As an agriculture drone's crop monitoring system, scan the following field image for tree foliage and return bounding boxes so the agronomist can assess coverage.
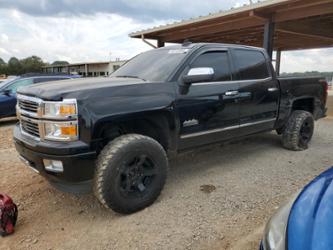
[52,61,69,66]
[0,56,47,75]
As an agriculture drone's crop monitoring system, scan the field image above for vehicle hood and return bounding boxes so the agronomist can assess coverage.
[17,77,147,101]
[287,167,333,250]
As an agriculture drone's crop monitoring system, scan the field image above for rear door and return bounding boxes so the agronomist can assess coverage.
[176,48,240,149]
[232,49,279,135]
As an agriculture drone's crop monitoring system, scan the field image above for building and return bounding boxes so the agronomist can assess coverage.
[43,60,126,77]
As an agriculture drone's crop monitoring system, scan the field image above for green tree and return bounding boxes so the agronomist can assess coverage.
[21,56,45,73]
[0,58,7,75]
[7,57,22,75]
[52,61,69,66]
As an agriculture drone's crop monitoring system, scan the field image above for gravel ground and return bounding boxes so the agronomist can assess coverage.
[0,117,333,250]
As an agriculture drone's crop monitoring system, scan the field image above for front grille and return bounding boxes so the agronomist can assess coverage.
[18,99,39,114]
[21,118,40,138]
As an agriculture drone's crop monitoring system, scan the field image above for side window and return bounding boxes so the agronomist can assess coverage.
[5,78,34,93]
[190,51,232,82]
[234,49,270,80]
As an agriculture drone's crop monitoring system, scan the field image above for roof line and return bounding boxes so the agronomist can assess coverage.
[129,0,290,37]
[43,60,127,68]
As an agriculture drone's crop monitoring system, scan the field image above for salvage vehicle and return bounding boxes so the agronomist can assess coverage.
[0,74,81,119]
[260,166,333,250]
[13,43,328,214]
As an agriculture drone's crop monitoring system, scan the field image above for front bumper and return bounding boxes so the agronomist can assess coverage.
[13,124,97,193]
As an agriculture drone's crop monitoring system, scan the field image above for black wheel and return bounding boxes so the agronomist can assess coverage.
[94,134,168,214]
[281,110,314,151]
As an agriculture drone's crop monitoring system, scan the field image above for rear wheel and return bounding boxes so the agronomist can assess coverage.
[281,110,314,151]
[94,134,168,214]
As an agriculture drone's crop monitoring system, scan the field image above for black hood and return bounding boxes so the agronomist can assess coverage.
[18,77,146,101]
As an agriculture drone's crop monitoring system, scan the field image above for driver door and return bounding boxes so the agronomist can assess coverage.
[175,49,240,149]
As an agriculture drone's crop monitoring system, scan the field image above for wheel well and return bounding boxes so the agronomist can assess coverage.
[96,114,172,153]
[292,98,314,114]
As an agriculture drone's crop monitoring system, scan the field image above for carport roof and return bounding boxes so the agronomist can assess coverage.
[129,0,333,51]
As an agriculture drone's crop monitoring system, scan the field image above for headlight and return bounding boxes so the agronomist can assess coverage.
[43,99,77,119]
[43,121,78,141]
[262,192,300,250]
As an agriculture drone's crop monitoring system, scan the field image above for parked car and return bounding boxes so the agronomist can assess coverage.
[0,73,81,119]
[13,43,328,214]
[260,167,333,250]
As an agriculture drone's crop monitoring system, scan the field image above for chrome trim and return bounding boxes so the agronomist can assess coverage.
[43,120,79,142]
[16,94,79,141]
[19,116,41,141]
[42,99,78,120]
[19,115,79,142]
[268,87,279,92]
[225,91,239,96]
[194,77,272,86]
[181,124,239,139]
[17,94,43,104]
[17,94,78,120]
[239,118,276,128]
[180,118,276,139]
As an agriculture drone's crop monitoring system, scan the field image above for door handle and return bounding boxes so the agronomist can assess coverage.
[225,91,239,96]
[268,87,278,92]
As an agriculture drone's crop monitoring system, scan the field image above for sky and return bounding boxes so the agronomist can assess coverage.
[0,0,332,73]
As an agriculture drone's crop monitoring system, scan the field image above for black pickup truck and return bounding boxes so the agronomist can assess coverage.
[14,43,328,214]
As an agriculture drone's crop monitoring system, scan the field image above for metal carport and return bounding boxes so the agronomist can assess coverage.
[129,0,333,75]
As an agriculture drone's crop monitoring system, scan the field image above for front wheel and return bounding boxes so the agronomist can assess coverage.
[281,110,314,151]
[94,134,168,214]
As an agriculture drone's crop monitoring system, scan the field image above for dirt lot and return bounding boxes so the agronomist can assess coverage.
[1,117,333,250]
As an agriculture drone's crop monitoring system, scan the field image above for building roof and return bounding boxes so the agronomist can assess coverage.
[130,0,333,51]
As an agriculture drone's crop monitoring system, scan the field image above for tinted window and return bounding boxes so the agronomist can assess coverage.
[112,48,188,82]
[234,49,269,80]
[190,51,231,81]
[5,78,34,93]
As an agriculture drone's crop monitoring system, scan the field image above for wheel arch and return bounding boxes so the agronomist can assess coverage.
[291,97,315,114]
[92,110,178,154]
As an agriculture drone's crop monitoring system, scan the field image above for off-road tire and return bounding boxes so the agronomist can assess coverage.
[94,134,168,214]
[281,110,314,151]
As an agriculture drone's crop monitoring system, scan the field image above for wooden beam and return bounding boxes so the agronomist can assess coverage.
[276,29,333,43]
[274,2,333,22]
[249,10,271,21]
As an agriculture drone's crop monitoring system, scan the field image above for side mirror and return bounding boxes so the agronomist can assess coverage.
[1,89,12,96]
[182,67,214,85]
[180,67,214,95]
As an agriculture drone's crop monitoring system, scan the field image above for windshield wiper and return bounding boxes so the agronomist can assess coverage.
[113,75,146,81]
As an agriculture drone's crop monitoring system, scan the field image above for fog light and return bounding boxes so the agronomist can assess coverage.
[43,159,63,173]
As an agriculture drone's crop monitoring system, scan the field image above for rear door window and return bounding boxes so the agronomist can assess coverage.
[233,49,270,80]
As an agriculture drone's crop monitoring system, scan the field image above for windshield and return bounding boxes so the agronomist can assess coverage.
[0,77,18,90]
[111,48,190,82]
